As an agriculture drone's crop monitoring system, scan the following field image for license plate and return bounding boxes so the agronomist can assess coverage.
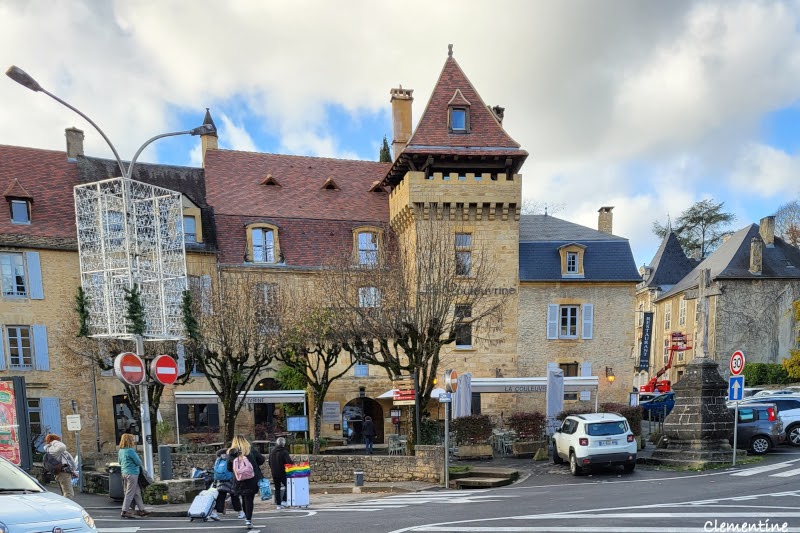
[598,440,617,446]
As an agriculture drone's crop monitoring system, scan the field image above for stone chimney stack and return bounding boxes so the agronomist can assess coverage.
[759,216,775,248]
[749,236,763,275]
[598,206,614,234]
[390,86,413,162]
[65,127,84,160]
[200,108,218,168]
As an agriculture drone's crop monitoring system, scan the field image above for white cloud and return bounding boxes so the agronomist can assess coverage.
[729,143,800,197]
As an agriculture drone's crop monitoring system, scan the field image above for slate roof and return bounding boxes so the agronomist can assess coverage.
[518,215,640,282]
[641,232,696,289]
[0,144,80,248]
[658,224,800,301]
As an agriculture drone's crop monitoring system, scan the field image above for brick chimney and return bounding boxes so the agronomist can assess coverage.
[749,236,763,275]
[200,108,218,168]
[759,216,775,248]
[598,206,614,234]
[65,127,84,160]
[390,86,413,162]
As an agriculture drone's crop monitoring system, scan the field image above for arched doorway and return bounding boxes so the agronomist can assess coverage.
[253,378,278,439]
[342,397,383,444]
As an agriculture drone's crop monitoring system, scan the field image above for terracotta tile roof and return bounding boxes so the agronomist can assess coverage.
[204,149,390,221]
[3,178,34,200]
[0,144,79,243]
[403,56,525,155]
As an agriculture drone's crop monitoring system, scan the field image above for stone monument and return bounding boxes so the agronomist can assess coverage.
[648,269,737,468]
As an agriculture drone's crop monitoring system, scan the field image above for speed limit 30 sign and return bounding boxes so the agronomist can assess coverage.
[730,350,745,376]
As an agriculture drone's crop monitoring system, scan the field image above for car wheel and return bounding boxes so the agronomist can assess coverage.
[553,442,563,464]
[788,425,800,446]
[569,452,583,476]
[623,463,635,473]
[750,435,772,455]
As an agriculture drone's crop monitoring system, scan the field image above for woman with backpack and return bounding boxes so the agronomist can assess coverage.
[209,447,242,521]
[117,433,150,519]
[43,434,77,499]
[226,435,265,529]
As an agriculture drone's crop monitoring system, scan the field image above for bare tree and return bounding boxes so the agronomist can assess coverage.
[775,200,800,248]
[185,271,286,442]
[323,215,509,445]
[520,197,564,216]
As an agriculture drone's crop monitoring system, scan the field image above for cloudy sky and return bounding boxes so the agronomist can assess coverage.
[2,0,799,267]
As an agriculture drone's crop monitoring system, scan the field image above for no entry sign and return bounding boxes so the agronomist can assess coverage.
[151,354,179,385]
[114,352,145,385]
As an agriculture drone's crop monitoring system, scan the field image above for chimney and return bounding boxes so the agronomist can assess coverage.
[598,206,614,234]
[65,127,84,160]
[749,236,763,275]
[200,108,218,168]
[390,86,413,162]
[759,216,775,248]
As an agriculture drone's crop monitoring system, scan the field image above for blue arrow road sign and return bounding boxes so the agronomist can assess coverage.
[729,376,745,401]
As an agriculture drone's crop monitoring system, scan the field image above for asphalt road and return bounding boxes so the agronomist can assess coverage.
[92,451,800,533]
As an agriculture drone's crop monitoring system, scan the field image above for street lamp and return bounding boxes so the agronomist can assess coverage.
[6,64,215,478]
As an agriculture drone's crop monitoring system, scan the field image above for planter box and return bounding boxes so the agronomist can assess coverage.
[512,440,546,459]
[455,444,493,460]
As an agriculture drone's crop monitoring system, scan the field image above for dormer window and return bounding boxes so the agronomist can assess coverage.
[450,108,466,131]
[566,252,578,274]
[247,223,281,264]
[447,89,471,134]
[558,243,586,278]
[10,199,30,224]
[183,215,197,243]
[353,226,383,267]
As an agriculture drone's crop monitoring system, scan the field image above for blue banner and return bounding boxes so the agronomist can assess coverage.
[638,312,654,371]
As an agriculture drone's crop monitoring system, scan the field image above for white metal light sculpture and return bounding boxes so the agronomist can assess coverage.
[74,177,187,340]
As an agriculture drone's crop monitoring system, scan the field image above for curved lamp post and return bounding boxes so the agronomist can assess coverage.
[6,65,215,478]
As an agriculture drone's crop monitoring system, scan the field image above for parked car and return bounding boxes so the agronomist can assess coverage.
[552,412,637,476]
[729,402,784,454]
[637,393,659,403]
[743,387,765,398]
[739,395,800,446]
[0,455,97,532]
[640,392,676,420]
[752,389,797,397]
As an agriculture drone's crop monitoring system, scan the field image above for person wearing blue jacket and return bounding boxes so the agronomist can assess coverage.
[210,447,243,521]
[117,433,150,519]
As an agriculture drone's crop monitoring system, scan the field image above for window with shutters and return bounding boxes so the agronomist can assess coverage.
[679,298,686,326]
[6,326,32,369]
[664,303,671,330]
[560,306,579,338]
[547,303,594,340]
[27,398,42,444]
[559,362,579,377]
[0,253,26,297]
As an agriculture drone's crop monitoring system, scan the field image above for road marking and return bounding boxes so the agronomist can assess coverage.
[408,528,800,532]
[772,467,800,477]
[97,529,139,533]
[730,461,797,476]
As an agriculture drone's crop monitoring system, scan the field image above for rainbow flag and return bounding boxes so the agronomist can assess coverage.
[285,462,310,477]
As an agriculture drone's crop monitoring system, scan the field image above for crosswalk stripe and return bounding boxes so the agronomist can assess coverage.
[731,462,796,476]
[771,467,800,477]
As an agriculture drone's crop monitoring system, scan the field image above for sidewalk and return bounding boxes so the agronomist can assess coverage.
[71,480,441,517]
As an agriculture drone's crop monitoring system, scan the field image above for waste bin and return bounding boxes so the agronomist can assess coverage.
[107,463,123,501]
[354,470,364,487]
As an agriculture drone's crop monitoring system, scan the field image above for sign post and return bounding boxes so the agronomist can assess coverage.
[729,350,745,466]
[442,369,458,489]
[68,401,82,493]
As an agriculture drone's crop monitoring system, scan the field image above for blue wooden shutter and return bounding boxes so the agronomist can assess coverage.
[581,304,594,340]
[41,397,62,449]
[547,304,559,339]
[32,324,49,370]
[26,252,44,300]
[0,326,6,371]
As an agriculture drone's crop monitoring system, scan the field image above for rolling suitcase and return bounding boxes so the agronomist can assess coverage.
[187,487,218,522]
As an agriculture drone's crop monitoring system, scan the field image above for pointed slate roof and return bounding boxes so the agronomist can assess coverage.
[657,224,800,301]
[641,232,695,289]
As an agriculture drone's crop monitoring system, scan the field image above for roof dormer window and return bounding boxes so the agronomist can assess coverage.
[558,243,586,278]
[450,108,466,131]
[10,199,30,224]
[447,89,471,134]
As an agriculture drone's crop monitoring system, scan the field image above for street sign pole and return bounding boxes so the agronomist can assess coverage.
[728,373,745,467]
[444,400,449,489]
[136,335,153,478]
[70,400,82,493]
[733,401,739,466]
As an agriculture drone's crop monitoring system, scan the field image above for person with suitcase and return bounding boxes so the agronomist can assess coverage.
[268,436,292,509]
[187,485,219,522]
[226,435,265,530]
[209,448,243,521]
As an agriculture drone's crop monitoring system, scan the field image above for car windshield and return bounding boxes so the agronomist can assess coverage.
[0,458,44,492]
[586,421,627,436]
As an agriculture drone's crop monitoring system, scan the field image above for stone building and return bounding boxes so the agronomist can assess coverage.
[1,48,640,455]
[635,217,800,390]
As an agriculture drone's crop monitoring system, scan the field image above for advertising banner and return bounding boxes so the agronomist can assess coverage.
[638,312,654,372]
[0,379,21,465]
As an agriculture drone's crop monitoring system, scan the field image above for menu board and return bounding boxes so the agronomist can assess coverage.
[0,379,21,465]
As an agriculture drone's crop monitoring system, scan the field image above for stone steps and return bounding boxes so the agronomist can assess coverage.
[451,476,514,489]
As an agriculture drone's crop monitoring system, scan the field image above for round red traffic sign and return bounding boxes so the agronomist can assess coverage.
[443,369,458,393]
[151,354,179,385]
[114,352,145,385]
[730,350,745,376]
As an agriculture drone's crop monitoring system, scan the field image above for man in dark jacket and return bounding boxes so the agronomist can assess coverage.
[362,416,376,455]
[268,437,292,509]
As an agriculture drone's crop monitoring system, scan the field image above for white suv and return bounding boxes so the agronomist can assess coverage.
[552,413,637,475]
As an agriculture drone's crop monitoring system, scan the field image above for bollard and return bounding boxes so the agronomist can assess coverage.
[354,470,364,487]
[158,445,173,481]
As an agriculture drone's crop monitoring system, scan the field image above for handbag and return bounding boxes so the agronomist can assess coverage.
[138,471,153,491]
[258,477,272,501]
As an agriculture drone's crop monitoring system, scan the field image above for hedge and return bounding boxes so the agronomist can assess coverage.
[451,414,494,445]
[507,412,547,440]
[742,363,790,386]
[556,403,643,436]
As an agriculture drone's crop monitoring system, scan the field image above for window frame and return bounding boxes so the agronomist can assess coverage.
[247,223,281,264]
[10,199,30,224]
[7,325,33,369]
[559,362,579,377]
[449,107,468,133]
[566,252,578,274]
[559,305,579,339]
[664,303,671,330]
[455,232,472,277]
[679,298,686,326]
[455,304,473,349]
[353,227,381,266]
[254,282,280,334]
[1,252,27,298]
[182,215,198,243]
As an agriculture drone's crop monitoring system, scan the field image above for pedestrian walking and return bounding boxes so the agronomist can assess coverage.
[117,433,150,519]
[43,434,77,499]
[268,436,292,509]
[209,447,243,521]
[226,434,265,530]
[362,416,376,455]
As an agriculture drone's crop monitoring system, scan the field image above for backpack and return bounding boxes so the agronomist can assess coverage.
[43,452,63,474]
[213,457,232,481]
[232,454,254,481]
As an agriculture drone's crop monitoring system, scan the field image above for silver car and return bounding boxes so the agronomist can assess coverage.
[0,456,97,532]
